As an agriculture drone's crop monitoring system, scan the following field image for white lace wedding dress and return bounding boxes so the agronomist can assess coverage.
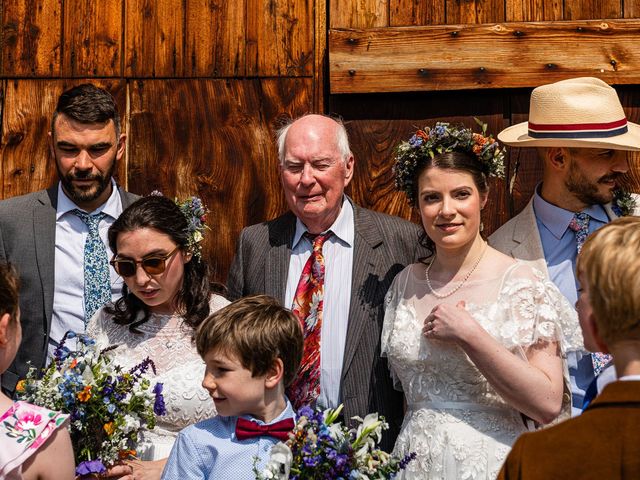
[87,294,229,460]
[382,262,581,480]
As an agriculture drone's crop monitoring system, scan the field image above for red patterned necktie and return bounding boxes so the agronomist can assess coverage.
[286,231,332,410]
[235,417,295,441]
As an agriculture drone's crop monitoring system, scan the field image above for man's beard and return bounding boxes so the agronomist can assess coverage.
[56,155,116,205]
[565,160,621,206]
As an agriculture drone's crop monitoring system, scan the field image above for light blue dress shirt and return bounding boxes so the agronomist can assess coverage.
[50,180,123,359]
[532,187,608,415]
[284,197,354,409]
[161,399,295,480]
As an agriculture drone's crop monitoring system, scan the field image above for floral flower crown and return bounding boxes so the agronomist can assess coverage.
[150,191,210,259]
[393,119,506,205]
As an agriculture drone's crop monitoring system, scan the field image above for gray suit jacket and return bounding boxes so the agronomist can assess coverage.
[227,200,427,450]
[0,185,139,393]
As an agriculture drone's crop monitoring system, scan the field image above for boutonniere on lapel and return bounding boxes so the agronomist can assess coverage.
[612,188,637,217]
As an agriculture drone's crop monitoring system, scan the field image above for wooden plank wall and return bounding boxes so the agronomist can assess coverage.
[0,0,318,283]
[329,0,640,234]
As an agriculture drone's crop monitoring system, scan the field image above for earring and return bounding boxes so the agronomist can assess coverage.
[480,221,484,233]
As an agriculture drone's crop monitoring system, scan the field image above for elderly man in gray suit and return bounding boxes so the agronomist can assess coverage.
[0,84,138,394]
[490,77,640,415]
[228,114,426,449]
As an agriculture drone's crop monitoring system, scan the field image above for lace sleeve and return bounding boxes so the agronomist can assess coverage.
[494,263,583,353]
[381,267,409,391]
[486,263,581,424]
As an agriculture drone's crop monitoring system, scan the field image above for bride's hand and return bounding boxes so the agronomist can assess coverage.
[422,301,478,343]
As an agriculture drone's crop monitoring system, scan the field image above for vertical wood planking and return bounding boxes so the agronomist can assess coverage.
[618,86,640,193]
[0,80,127,199]
[506,0,563,22]
[624,0,640,17]
[184,0,246,77]
[504,91,541,218]
[390,0,446,26]
[329,0,389,28]
[246,0,314,76]
[124,0,185,77]
[2,0,62,76]
[0,79,4,196]
[127,78,313,282]
[62,0,122,77]
[314,0,328,111]
[446,0,505,24]
[564,0,621,19]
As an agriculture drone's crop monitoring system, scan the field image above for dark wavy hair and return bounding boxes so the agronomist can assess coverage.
[410,150,489,257]
[105,195,212,332]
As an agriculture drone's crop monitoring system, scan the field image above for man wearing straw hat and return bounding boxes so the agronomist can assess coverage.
[490,76,640,415]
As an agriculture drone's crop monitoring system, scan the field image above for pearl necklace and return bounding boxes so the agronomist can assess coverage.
[425,244,487,299]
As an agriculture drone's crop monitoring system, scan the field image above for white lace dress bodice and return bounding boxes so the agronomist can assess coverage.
[382,262,581,479]
[87,294,230,460]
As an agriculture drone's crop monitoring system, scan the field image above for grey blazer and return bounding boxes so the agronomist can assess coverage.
[227,200,427,450]
[0,185,139,393]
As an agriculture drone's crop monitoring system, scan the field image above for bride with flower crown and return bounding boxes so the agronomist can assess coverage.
[87,194,229,480]
[382,124,582,479]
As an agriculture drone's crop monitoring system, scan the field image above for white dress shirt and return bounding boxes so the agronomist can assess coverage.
[49,180,124,358]
[284,198,354,409]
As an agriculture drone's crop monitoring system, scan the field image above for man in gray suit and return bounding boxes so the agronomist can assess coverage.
[490,77,640,414]
[228,114,426,449]
[0,84,138,394]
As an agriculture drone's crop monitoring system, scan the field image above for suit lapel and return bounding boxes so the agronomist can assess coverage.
[511,199,549,276]
[33,188,58,328]
[342,204,381,377]
[266,213,296,304]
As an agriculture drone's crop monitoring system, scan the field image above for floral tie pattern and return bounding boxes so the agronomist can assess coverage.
[568,212,612,375]
[71,210,111,324]
[568,212,590,254]
[287,231,332,410]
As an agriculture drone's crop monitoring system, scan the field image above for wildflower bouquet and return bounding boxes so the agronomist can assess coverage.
[16,331,166,477]
[256,404,415,479]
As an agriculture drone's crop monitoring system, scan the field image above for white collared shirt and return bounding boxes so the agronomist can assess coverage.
[49,180,124,358]
[284,198,354,409]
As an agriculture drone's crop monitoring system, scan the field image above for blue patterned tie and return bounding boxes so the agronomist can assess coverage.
[569,212,612,375]
[71,210,111,323]
[568,212,590,254]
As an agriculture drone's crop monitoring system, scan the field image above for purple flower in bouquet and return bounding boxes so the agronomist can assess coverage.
[76,459,106,476]
[153,383,167,416]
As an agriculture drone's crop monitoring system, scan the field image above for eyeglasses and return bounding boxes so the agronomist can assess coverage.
[110,247,180,277]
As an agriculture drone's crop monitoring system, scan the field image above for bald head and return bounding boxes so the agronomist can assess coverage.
[277,114,351,165]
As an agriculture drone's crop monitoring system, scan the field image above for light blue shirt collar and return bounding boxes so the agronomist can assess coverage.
[532,184,609,240]
[291,196,354,249]
[56,179,121,220]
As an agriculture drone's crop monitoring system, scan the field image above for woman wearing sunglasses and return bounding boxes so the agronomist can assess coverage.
[87,194,229,480]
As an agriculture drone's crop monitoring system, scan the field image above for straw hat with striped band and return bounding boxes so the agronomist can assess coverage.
[498,77,640,151]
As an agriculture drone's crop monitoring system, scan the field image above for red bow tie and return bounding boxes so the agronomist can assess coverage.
[235,417,295,441]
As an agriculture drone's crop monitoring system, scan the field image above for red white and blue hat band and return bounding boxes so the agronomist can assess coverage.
[528,118,628,139]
